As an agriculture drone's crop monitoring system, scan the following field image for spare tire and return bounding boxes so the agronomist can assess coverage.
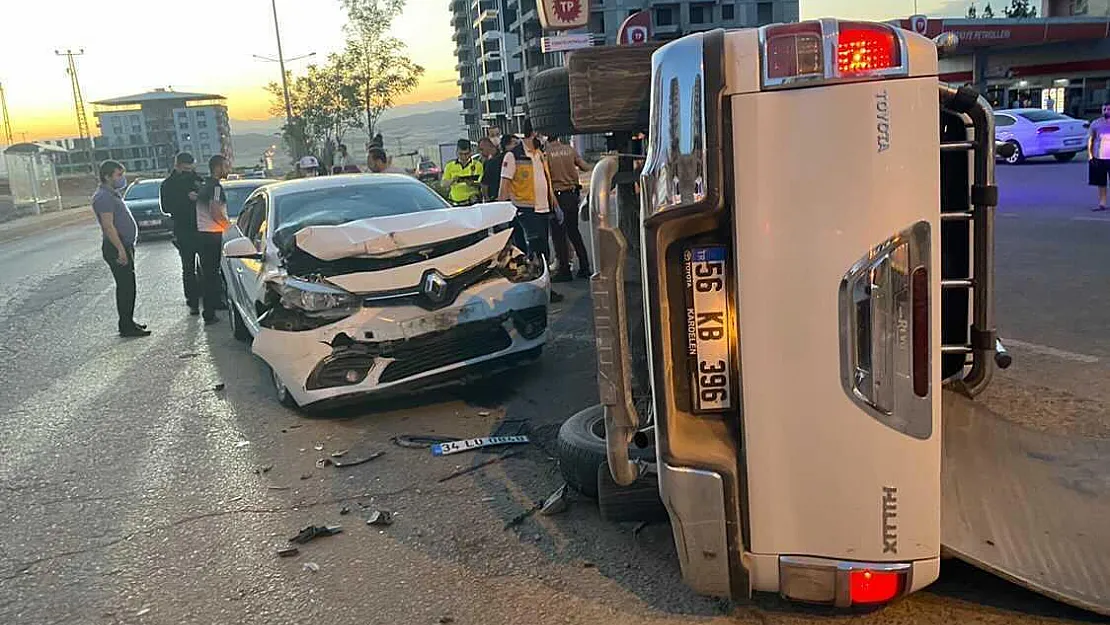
[556,404,655,498]
[527,67,575,137]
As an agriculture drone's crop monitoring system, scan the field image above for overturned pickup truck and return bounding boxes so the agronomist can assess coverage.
[220,174,550,409]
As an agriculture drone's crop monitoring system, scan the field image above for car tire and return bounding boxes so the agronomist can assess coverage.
[555,404,655,499]
[271,367,299,409]
[527,67,575,138]
[229,303,251,343]
[597,462,669,523]
[1004,140,1024,164]
[1054,152,1078,162]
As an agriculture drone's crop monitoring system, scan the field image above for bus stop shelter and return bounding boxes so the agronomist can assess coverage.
[2,142,66,219]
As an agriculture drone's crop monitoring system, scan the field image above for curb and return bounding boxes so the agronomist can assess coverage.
[0,206,94,244]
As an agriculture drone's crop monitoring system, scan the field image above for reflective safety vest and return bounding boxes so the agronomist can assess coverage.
[505,150,552,211]
[443,158,484,203]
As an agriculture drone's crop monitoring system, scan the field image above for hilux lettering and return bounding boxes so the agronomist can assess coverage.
[882,486,898,554]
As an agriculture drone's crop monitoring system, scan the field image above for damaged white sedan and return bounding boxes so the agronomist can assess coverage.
[221,174,549,409]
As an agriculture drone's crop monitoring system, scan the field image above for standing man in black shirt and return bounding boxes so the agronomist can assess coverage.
[160,153,204,315]
[195,155,233,326]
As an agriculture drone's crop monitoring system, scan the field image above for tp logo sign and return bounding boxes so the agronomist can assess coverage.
[618,10,652,46]
[538,0,588,30]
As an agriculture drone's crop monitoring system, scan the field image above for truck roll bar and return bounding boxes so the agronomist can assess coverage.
[938,84,1001,397]
[588,154,647,486]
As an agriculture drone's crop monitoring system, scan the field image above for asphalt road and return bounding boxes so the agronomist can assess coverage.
[1,162,1108,625]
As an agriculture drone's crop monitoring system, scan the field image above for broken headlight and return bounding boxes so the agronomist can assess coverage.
[279,277,359,315]
[496,244,546,283]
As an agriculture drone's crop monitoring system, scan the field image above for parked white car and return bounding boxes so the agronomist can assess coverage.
[993,108,1089,164]
[221,174,550,409]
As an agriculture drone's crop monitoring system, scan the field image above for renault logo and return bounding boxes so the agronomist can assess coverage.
[422,271,449,304]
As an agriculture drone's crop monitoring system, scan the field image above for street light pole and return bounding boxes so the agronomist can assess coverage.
[270,0,294,125]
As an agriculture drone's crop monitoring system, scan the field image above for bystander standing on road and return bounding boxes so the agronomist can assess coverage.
[160,152,204,315]
[544,136,592,282]
[92,160,150,337]
[498,121,563,303]
[195,155,232,326]
[1088,102,1110,212]
[478,136,507,201]
[367,147,409,174]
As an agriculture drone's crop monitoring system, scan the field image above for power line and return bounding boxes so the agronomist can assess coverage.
[55,48,96,172]
[0,82,13,146]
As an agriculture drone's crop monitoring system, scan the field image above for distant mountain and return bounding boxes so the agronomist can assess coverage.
[231,99,467,167]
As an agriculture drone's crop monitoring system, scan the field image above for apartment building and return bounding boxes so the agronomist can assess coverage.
[89,89,232,174]
[450,0,799,137]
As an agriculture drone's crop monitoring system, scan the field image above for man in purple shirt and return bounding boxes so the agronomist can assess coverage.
[92,160,149,337]
[1088,102,1110,212]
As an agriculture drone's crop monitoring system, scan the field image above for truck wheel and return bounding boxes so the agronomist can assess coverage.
[555,404,655,498]
[527,68,575,137]
[597,462,668,523]
[565,44,659,134]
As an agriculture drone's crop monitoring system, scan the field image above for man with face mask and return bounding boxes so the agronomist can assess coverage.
[1088,102,1110,212]
[93,160,149,337]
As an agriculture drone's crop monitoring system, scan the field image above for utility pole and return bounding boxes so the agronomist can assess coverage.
[271,0,294,126]
[55,49,96,173]
[0,82,13,146]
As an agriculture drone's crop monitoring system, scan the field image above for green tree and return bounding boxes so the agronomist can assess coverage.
[1003,0,1036,17]
[266,54,363,164]
[340,0,425,139]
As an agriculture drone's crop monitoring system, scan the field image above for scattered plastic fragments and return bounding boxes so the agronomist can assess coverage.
[540,484,569,516]
[330,450,348,458]
[234,441,250,448]
[332,451,385,468]
[391,434,459,449]
[477,411,491,417]
[289,525,343,544]
[302,562,320,573]
[366,510,393,526]
[313,443,324,451]
[339,506,351,516]
[431,435,529,456]
[277,546,299,558]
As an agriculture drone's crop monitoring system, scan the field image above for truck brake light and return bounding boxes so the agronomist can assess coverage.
[837,22,901,75]
[849,569,905,604]
[761,19,909,89]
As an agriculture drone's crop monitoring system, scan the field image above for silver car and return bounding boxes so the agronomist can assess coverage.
[994,108,1089,164]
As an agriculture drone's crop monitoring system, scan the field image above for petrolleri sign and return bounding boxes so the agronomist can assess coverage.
[538,0,589,31]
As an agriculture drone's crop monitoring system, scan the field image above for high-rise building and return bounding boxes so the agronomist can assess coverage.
[450,0,799,137]
[89,88,233,174]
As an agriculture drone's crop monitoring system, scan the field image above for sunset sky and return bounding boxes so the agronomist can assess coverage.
[3,0,972,141]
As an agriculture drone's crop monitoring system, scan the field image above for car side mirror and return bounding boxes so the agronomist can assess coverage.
[224,236,262,260]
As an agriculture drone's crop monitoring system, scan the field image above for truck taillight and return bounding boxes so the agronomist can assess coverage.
[761,19,909,89]
[837,22,901,75]
[849,569,906,604]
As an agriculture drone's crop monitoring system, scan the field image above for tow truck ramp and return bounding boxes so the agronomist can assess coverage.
[942,390,1110,616]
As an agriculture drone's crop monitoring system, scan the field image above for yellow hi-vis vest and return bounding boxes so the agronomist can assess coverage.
[506,151,551,210]
[443,158,483,203]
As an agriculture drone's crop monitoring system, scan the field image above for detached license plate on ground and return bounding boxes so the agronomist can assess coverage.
[431,435,530,456]
[684,246,732,412]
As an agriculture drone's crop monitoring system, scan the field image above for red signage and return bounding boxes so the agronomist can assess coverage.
[618,10,652,45]
[538,0,589,31]
[894,17,1110,49]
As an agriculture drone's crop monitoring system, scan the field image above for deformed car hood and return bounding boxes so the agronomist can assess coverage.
[292,202,517,261]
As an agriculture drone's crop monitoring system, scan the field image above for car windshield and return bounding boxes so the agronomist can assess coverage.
[1018,110,1070,123]
[225,185,263,218]
[273,179,450,247]
[124,183,161,201]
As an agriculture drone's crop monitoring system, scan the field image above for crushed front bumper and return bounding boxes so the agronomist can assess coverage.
[252,273,549,407]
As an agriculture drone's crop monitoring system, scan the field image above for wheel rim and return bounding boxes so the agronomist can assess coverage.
[1006,144,1020,164]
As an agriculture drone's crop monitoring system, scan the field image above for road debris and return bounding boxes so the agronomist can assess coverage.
[366,510,393,526]
[213,382,226,391]
[302,562,320,573]
[504,502,542,530]
[339,506,351,516]
[438,450,523,483]
[136,607,151,616]
[540,484,569,516]
[315,458,331,469]
[277,546,299,558]
[300,473,313,480]
[267,485,291,491]
[332,451,385,468]
[313,442,324,451]
[391,434,459,449]
[290,525,343,544]
[477,410,491,417]
[330,449,348,458]
[254,465,274,475]
[234,440,251,448]
[432,435,529,456]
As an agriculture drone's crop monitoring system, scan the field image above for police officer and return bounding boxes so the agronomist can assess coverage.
[442,139,484,205]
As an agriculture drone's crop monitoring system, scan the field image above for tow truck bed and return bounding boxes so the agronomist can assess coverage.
[942,389,1110,616]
